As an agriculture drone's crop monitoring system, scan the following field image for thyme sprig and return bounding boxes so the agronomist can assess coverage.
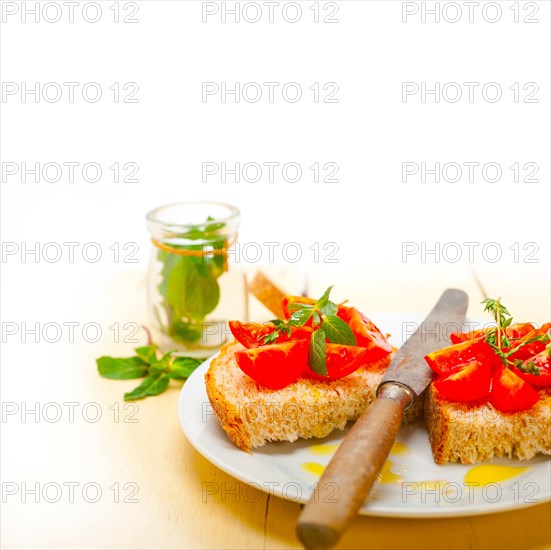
[482,298,549,374]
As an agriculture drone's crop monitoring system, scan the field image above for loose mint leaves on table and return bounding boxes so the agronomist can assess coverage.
[157,218,226,345]
[97,344,204,401]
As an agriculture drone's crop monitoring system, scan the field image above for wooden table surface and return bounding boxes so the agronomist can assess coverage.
[2,264,550,549]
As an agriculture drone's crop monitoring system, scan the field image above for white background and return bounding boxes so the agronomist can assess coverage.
[1,1,550,547]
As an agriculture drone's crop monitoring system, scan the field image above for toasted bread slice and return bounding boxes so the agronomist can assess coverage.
[425,384,551,464]
[205,342,423,453]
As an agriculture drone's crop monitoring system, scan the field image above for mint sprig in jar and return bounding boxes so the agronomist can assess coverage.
[146,201,246,354]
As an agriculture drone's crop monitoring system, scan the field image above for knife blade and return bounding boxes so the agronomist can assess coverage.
[296,289,468,550]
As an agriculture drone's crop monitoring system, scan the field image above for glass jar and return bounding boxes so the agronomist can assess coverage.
[146,201,247,355]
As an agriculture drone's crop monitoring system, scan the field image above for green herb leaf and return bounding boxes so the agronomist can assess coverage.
[263,331,280,344]
[156,217,226,346]
[315,286,334,309]
[97,356,149,380]
[169,357,204,379]
[513,359,540,375]
[322,315,357,346]
[124,374,170,401]
[505,334,549,358]
[135,345,157,365]
[319,301,338,316]
[288,308,314,327]
[309,329,327,376]
[482,298,548,369]
[148,350,176,375]
[166,257,220,321]
[287,302,314,312]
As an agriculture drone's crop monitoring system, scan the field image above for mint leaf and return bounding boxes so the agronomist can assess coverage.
[167,257,220,321]
[289,308,314,327]
[156,217,226,346]
[170,319,203,344]
[135,345,157,365]
[319,301,338,316]
[169,357,203,379]
[309,329,327,376]
[322,315,357,346]
[315,286,334,309]
[287,302,314,312]
[149,350,174,375]
[124,374,170,401]
[97,356,149,380]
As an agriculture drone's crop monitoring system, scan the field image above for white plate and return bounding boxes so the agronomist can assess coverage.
[178,313,551,518]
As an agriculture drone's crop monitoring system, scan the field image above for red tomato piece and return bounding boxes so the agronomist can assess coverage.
[229,321,277,348]
[433,357,492,402]
[229,321,313,349]
[507,322,551,361]
[337,307,392,361]
[302,343,368,381]
[489,366,540,412]
[449,331,485,344]
[235,340,308,390]
[425,339,493,376]
[450,323,535,344]
[507,331,545,361]
[289,326,314,341]
[511,350,551,388]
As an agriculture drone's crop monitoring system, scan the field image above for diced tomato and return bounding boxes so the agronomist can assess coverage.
[229,321,278,348]
[512,350,551,388]
[303,343,368,381]
[425,339,493,376]
[337,307,392,361]
[433,357,491,402]
[289,326,315,341]
[449,330,485,344]
[450,323,535,344]
[489,366,540,412]
[229,321,313,349]
[507,323,551,361]
[235,340,308,390]
[507,331,545,361]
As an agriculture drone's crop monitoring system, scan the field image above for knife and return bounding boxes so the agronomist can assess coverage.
[296,289,468,550]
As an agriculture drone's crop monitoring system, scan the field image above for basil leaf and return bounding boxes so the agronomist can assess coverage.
[322,315,357,346]
[124,374,170,401]
[135,345,157,365]
[169,357,204,379]
[309,329,327,376]
[97,356,149,380]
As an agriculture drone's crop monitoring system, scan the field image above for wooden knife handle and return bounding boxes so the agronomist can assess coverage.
[296,389,408,550]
